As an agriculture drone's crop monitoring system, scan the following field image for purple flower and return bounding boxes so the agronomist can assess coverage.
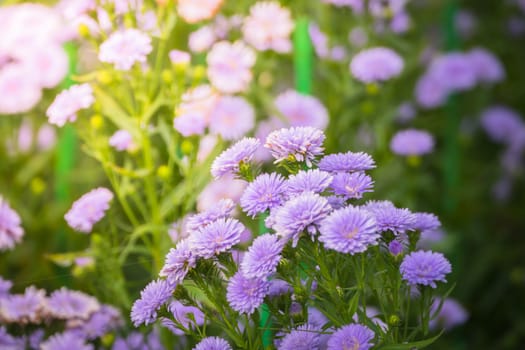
[467,48,505,84]
[40,332,93,350]
[169,49,191,65]
[99,29,152,70]
[46,83,94,127]
[390,129,435,156]
[211,138,260,179]
[241,234,283,279]
[273,192,332,246]
[364,200,416,234]
[279,324,321,350]
[64,187,113,233]
[160,239,196,285]
[430,298,468,331]
[48,288,100,320]
[0,277,12,296]
[0,286,46,323]
[396,102,416,124]
[194,336,233,350]
[275,90,329,130]
[226,272,270,314]
[186,199,236,232]
[68,305,122,340]
[209,96,255,140]
[131,279,173,326]
[319,206,379,254]
[265,127,325,166]
[286,169,333,196]
[109,130,136,152]
[0,196,24,251]
[350,47,404,83]
[329,172,374,199]
[480,106,524,144]
[167,300,205,334]
[428,53,477,91]
[388,239,404,256]
[240,173,288,217]
[318,151,375,173]
[189,218,245,259]
[413,212,441,232]
[327,323,375,350]
[174,112,207,137]
[415,73,449,109]
[0,326,23,348]
[268,279,293,296]
[400,250,452,288]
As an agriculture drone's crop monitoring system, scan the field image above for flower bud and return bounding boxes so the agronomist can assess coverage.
[157,165,171,179]
[90,115,104,130]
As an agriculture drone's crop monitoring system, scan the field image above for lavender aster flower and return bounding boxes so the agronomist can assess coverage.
[265,127,325,167]
[327,323,375,350]
[0,286,47,323]
[268,279,293,296]
[428,53,477,91]
[430,298,468,331]
[209,96,255,140]
[467,48,505,83]
[186,199,235,232]
[194,336,233,350]
[240,173,288,217]
[189,218,245,259]
[64,187,113,233]
[350,47,404,83]
[364,200,416,234]
[414,212,441,232]
[68,305,122,340]
[40,332,93,350]
[47,288,100,320]
[318,151,375,173]
[274,90,329,130]
[388,239,404,256]
[286,169,333,196]
[131,279,173,326]
[329,172,374,199]
[279,324,321,350]
[160,239,196,285]
[99,29,152,71]
[168,300,205,333]
[46,84,94,127]
[480,106,524,144]
[0,196,24,251]
[226,272,270,314]
[390,129,435,156]
[400,250,452,288]
[211,138,260,179]
[319,206,379,254]
[109,130,136,152]
[0,326,23,349]
[241,234,283,279]
[0,277,12,296]
[273,192,332,246]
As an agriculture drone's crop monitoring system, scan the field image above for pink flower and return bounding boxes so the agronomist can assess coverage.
[243,2,294,53]
[188,26,217,53]
[109,130,136,151]
[197,135,219,163]
[174,113,207,137]
[177,0,224,24]
[0,64,42,115]
[99,29,152,70]
[37,124,57,151]
[197,176,246,212]
[174,85,219,136]
[0,196,24,251]
[65,188,114,233]
[169,50,191,65]
[209,96,255,140]
[46,84,94,127]
[275,90,329,130]
[207,41,256,94]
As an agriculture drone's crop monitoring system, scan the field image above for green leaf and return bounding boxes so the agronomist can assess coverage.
[377,331,444,350]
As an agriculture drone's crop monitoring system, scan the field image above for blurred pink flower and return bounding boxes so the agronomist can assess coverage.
[109,130,137,152]
[174,85,219,136]
[169,50,191,65]
[209,96,255,140]
[243,2,294,53]
[188,26,217,53]
[46,84,94,127]
[99,29,152,71]
[37,124,57,151]
[197,176,246,212]
[207,41,256,94]
[0,64,42,115]
[197,135,219,163]
[177,0,223,24]
[275,90,329,130]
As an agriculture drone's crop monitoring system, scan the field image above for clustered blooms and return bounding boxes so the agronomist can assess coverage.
[130,127,454,348]
[98,28,153,71]
[64,187,114,233]
[0,196,24,251]
[0,278,121,349]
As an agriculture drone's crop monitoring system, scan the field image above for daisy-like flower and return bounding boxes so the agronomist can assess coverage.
[350,47,404,83]
[265,127,325,166]
[226,272,270,314]
[109,130,136,152]
[207,41,256,94]
[159,239,196,285]
[429,298,468,331]
[327,323,375,350]
[400,250,452,288]
[467,47,505,84]
[273,192,332,246]
[413,212,441,232]
[428,53,477,92]
[415,73,449,109]
[40,332,93,350]
[240,173,288,217]
[98,29,152,71]
[286,169,333,196]
[209,96,255,140]
[279,324,321,350]
[68,305,122,340]
[319,206,379,254]
[480,106,524,144]
[243,1,294,53]
[194,336,233,350]
[211,138,260,179]
[189,218,245,259]
[64,187,114,233]
[131,279,173,326]
[390,129,435,156]
[240,234,283,279]
[274,90,329,130]
[0,286,47,323]
[0,196,24,251]
[329,172,374,199]
[187,198,236,232]
[46,84,94,127]
[189,26,217,53]
[47,288,100,320]
[318,151,376,173]
[364,200,416,234]
[177,0,224,24]
[176,84,219,125]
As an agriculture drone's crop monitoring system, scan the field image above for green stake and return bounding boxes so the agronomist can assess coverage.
[294,18,313,94]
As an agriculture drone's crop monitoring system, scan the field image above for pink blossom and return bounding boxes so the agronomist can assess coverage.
[0,196,24,251]
[197,135,219,163]
[176,84,219,127]
[243,2,294,53]
[46,84,94,127]
[188,26,217,53]
[169,50,191,65]
[209,96,255,140]
[177,0,224,24]
[0,64,42,115]
[197,176,246,212]
[174,113,207,137]
[109,130,137,151]
[207,41,256,94]
[275,90,329,130]
[37,124,57,151]
[99,29,152,71]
